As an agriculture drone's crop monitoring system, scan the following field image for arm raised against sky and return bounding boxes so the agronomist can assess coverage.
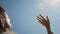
[36,14,54,34]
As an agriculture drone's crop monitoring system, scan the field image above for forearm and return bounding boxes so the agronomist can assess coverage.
[46,27,54,34]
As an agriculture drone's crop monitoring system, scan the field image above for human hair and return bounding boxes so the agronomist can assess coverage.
[0,6,6,18]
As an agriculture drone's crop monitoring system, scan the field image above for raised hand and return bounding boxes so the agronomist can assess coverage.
[36,14,54,34]
[37,14,50,28]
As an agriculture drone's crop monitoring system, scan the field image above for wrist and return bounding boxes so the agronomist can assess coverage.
[46,27,53,34]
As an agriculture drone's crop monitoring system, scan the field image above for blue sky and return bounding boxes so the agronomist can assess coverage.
[0,0,60,34]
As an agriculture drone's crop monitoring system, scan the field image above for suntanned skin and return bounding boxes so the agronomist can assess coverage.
[0,15,6,33]
[0,15,5,29]
[37,14,54,34]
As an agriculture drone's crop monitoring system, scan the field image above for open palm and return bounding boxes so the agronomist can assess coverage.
[37,15,50,28]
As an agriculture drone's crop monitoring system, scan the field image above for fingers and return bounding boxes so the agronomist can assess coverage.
[37,14,45,20]
[39,14,45,20]
[36,15,46,25]
[36,14,45,23]
[36,16,42,23]
[46,16,49,21]
[36,17,43,24]
[37,16,42,20]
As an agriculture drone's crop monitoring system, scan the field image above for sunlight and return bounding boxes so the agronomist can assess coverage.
[48,0,60,5]
[43,0,60,5]
[38,0,60,10]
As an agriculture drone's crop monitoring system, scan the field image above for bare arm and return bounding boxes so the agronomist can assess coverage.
[36,14,54,34]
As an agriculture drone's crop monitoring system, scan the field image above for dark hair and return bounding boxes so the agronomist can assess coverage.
[0,6,6,18]
[0,6,5,13]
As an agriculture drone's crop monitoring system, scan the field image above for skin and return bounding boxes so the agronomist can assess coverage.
[0,15,5,29]
[37,14,54,34]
